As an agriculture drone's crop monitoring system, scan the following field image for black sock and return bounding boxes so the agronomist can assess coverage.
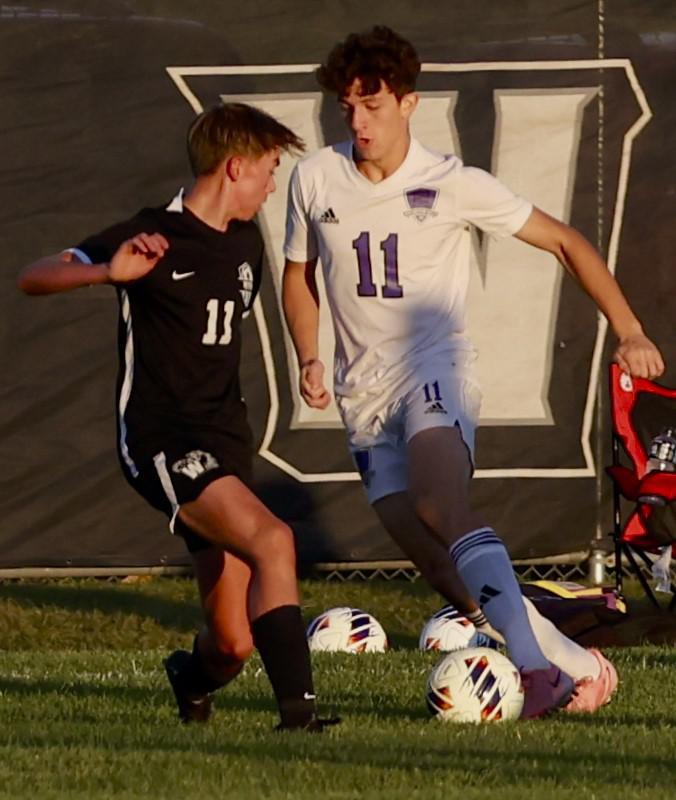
[178,635,240,697]
[251,605,316,727]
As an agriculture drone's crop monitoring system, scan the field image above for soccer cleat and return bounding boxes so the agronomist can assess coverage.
[164,649,213,724]
[275,715,341,733]
[520,664,575,719]
[564,649,618,713]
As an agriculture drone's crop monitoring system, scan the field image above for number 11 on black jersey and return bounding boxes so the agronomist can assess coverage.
[202,298,235,345]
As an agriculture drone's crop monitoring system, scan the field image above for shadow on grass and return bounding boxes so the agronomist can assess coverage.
[0,581,200,633]
[0,674,273,712]
[0,675,425,723]
[2,717,676,791]
[197,737,676,789]
[386,633,420,650]
[554,708,676,727]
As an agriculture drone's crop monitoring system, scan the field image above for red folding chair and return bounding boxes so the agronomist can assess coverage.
[606,364,676,607]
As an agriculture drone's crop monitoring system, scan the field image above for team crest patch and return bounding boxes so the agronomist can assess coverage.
[237,261,254,308]
[403,186,439,222]
[172,450,219,480]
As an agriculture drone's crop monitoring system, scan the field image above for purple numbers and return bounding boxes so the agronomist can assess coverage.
[353,231,403,298]
[381,234,403,298]
[353,231,377,297]
[423,381,442,403]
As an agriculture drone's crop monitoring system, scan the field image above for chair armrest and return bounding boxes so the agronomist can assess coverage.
[638,471,676,503]
[606,465,641,499]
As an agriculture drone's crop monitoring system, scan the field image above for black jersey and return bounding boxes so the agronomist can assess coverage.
[75,192,263,472]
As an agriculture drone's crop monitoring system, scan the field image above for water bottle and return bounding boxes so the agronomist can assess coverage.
[646,428,676,473]
[640,428,676,505]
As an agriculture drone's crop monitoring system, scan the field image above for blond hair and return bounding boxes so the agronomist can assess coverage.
[187,102,305,177]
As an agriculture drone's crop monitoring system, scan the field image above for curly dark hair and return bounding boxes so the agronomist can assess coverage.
[316,26,421,99]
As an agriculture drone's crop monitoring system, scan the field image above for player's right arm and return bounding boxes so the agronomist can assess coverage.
[283,158,331,409]
[17,233,169,295]
[282,257,331,410]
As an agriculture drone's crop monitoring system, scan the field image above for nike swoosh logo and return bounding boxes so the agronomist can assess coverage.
[172,270,196,281]
[187,697,209,706]
[303,692,316,701]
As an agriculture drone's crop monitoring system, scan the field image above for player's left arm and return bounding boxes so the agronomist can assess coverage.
[515,206,665,379]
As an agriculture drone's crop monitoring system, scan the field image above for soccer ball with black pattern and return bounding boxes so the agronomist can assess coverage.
[306,607,388,653]
[419,605,498,652]
[426,647,524,722]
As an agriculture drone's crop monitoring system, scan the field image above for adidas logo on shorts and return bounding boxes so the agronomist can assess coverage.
[424,401,447,414]
[318,208,339,224]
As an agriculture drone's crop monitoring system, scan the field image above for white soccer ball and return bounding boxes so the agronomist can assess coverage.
[426,647,524,722]
[419,606,498,652]
[419,606,476,652]
[306,607,388,653]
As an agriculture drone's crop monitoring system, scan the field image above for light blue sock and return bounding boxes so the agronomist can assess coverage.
[450,527,549,671]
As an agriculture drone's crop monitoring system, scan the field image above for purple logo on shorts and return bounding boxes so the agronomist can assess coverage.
[404,186,439,222]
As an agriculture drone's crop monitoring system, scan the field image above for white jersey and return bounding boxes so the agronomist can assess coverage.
[284,137,532,400]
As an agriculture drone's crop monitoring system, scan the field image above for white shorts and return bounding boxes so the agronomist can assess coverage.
[338,367,482,505]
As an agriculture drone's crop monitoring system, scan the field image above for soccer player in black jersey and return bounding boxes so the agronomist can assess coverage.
[18,102,338,733]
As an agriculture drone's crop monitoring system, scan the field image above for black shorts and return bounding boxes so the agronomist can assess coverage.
[120,428,253,553]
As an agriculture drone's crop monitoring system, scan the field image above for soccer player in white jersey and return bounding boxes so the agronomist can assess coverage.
[283,26,665,718]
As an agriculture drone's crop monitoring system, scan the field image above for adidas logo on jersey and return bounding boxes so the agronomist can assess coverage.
[318,208,339,224]
[424,401,447,414]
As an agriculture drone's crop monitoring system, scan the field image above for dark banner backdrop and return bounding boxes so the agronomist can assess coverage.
[1,1,674,568]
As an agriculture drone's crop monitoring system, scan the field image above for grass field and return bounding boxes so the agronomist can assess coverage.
[1,577,675,799]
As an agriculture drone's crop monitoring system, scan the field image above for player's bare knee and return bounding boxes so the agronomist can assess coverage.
[250,519,296,568]
[215,634,254,664]
[270,520,297,566]
[205,621,254,664]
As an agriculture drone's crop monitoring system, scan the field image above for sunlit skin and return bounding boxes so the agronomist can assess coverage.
[339,79,417,183]
[184,147,281,231]
[232,148,281,219]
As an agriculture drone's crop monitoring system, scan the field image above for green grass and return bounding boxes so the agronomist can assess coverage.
[0,576,458,652]
[1,578,675,799]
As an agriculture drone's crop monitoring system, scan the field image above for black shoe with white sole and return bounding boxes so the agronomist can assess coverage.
[164,649,213,724]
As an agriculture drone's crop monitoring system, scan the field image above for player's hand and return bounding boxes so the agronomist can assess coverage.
[614,333,665,380]
[299,358,331,409]
[107,233,169,284]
